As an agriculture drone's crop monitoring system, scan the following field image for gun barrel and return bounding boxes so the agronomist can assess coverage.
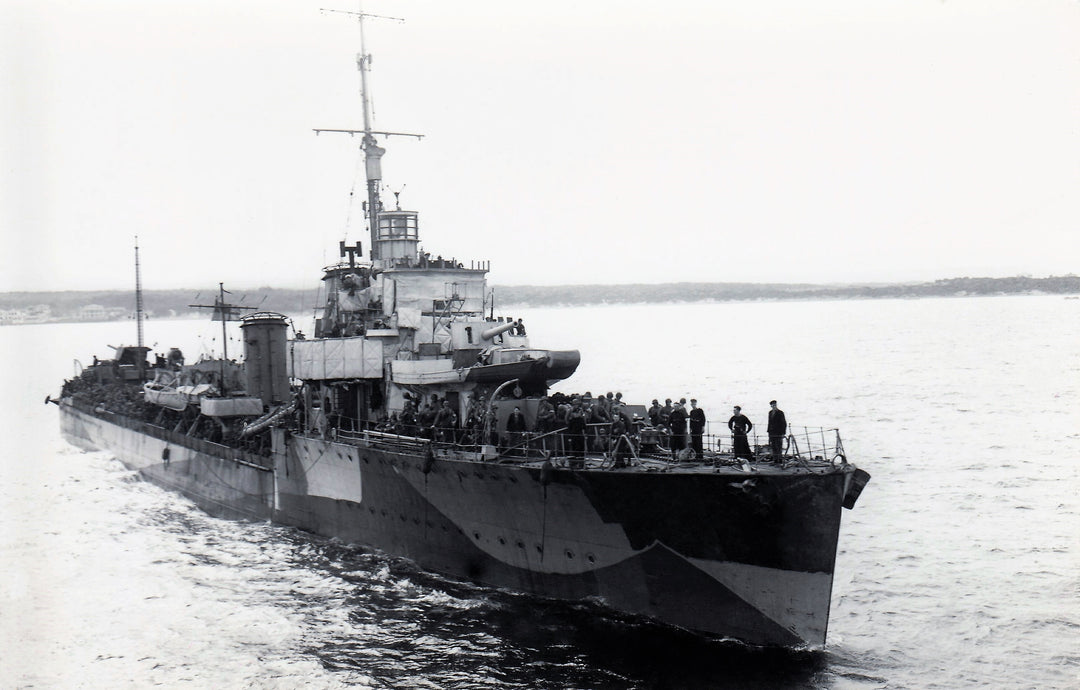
[481,321,518,341]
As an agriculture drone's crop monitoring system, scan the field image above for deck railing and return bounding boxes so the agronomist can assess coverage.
[318,413,847,468]
[68,398,273,470]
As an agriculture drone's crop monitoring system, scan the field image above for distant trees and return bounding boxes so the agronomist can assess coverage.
[1,275,1078,322]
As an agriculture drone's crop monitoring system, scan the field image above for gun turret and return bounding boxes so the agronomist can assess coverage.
[481,321,519,341]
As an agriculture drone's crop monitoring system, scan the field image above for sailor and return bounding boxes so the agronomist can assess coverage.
[609,414,632,468]
[659,399,673,429]
[767,400,788,463]
[566,401,588,465]
[689,399,706,460]
[536,397,556,451]
[648,399,662,426]
[485,404,500,446]
[506,406,527,455]
[400,401,418,436]
[418,400,436,439]
[556,398,571,426]
[597,393,612,419]
[433,400,458,443]
[668,400,688,461]
[728,406,754,460]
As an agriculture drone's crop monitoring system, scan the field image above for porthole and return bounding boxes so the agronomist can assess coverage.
[565,549,575,560]
[516,540,525,549]
[473,532,481,540]
[536,544,543,554]
[498,537,506,545]
[586,553,596,564]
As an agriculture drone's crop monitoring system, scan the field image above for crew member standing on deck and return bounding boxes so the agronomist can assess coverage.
[728,405,754,460]
[689,399,706,460]
[566,401,588,466]
[434,400,458,443]
[767,400,788,463]
[536,396,556,451]
[648,399,662,427]
[506,406,527,455]
[668,400,688,460]
[659,398,673,429]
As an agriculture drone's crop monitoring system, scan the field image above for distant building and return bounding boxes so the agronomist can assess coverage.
[80,304,108,320]
[77,304,129,322]
[0,305,52,325]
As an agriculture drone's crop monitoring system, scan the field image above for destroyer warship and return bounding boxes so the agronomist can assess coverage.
[55,15,869,648]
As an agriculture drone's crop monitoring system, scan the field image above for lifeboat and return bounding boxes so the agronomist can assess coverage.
[465,347,580,384]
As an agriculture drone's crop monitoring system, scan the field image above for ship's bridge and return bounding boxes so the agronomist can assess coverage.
[376,210,419,264]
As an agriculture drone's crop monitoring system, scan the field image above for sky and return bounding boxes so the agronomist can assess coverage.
[2,0,1078,292]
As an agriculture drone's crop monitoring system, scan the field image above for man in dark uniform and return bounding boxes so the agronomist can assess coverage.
[647,399,662,427]
[418,400,437,439]
[566,401,588,467]
[659,398,673,429]
[668,400,688,461]
[728,405,754,460]
[536,396,556,451]
[688,399,706,460]
[506,405,527,455]
[609,414,632,468]
[433,400,458,443]
[400,400,418,437]
[767,400,788,463]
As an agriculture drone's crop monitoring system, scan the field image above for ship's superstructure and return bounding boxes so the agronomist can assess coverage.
[55,13,869,648]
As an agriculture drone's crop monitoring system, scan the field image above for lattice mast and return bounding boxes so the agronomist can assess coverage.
[134,236,144,349]
[133,236,146,378]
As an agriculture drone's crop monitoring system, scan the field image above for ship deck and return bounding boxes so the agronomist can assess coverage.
[327,427,849,476]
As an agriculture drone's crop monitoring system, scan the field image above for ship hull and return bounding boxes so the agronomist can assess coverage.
[60,401,849,647]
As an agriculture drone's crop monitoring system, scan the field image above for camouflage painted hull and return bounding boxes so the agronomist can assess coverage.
[61,401,853,647]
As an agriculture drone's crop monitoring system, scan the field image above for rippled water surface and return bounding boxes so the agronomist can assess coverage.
[2,295,1077,688]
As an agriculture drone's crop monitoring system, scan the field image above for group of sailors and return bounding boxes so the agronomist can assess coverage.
[645,398,708,461]
[374,391,790,466]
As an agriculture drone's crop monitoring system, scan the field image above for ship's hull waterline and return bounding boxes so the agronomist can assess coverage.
[60,401,852,647]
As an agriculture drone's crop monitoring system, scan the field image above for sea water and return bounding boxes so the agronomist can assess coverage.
[1,295,1077,689]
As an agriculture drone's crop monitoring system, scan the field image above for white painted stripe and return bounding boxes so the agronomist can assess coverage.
[685,554,832,645]
[295,439,363,503]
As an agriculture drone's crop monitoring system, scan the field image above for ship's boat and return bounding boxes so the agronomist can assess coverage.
[54,14,869,649]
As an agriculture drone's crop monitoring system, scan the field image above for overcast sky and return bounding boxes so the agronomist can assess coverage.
[2,0,1077,292]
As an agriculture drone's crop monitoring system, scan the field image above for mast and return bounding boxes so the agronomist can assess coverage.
[314,8,421,266]
[134,236,146,379]
[357,15,384,261]
[134,236,144,350]
[188,284,255,395]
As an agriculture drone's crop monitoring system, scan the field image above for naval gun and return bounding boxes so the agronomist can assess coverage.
[481,320,521,341]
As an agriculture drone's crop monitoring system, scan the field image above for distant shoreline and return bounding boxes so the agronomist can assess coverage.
[1,275,1077,325]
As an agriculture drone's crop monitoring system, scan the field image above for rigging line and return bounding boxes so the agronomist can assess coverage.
[343,149,366,239]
